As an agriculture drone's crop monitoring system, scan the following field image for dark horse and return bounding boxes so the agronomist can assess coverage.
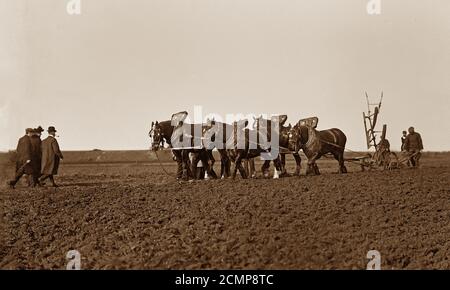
[228,119,283,179]
[202,119,233,178]
[288,122,347,175]
[254,115,302,176]
[149,118,217,180]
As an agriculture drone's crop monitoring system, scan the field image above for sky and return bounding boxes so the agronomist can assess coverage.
[1,0,449,151]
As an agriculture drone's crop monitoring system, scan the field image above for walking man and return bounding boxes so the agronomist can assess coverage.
[8,128,34,189]
[29,126,44,186]
[39,126,64,187]
[404,126,424,168]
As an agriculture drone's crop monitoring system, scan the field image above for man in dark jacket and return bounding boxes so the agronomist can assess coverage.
[401,131,407,151]
[400,130,411,167]
[29,126,44,186]
[39,126,64,187]
[8,128,33,189]
[404,127,424,167]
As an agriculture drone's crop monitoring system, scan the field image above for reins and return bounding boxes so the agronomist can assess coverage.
[154,149,177,178]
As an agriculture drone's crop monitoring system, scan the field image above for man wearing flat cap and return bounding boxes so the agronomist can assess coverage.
[8,128,34,189]
[40,126,64,187]
[29,126,44,186]
[404,126,424,168]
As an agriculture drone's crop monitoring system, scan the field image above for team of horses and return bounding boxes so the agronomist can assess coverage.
[149,112,347,180]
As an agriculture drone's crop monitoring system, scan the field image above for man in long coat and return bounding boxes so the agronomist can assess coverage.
[29,126,44,186]
[404,126,424,167]
[39,126,64,187]
[8,128,33,189]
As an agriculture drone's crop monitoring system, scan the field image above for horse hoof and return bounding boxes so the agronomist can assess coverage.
[280,172,291,178]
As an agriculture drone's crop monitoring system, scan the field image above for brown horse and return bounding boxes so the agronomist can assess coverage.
[149,118,217,180]
[202,119,233,178]
[228,119,283,179]
[149,120,185,178]
[288,123,347,175]
[254,115,302,176]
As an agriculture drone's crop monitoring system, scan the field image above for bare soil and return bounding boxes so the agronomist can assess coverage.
[1,151,449,269]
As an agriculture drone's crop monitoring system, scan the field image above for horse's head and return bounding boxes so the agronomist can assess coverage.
[288,124,306,152]
[149,121,164,151]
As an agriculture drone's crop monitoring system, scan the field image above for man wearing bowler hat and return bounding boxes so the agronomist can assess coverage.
[40,126,64,187]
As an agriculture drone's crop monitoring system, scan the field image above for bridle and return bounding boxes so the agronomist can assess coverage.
[149,122,164,151]
[288,125,304,152]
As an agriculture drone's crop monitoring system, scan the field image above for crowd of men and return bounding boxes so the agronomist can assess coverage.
[401,126,424,167]
[8,126,64,189]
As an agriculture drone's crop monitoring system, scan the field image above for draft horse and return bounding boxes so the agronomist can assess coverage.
[254,115,302,176]
[149,114,217,180]
[288,118,347,175]
[228,119,284,179]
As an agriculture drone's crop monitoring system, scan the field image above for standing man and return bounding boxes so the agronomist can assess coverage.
[29,126,44,186]
[401,130,410,167]
[40,126,64,187]
[401,131,407,151]
[8,128,34,189]
[404,126,424,168]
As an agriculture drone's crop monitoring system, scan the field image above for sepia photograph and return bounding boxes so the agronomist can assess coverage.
[1,0,450,284]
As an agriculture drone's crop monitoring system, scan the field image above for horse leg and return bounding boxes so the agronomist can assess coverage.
[220,160,225,178]
[293,153,302,176]
[202,151,217,179]
[232,157,238,179]
[332,150,347,174]
[249,158,256,178]
[226,157,231,178]
[307,153,320,176]
[280,154,287,176]
[173,150,183,179]
[219,150,230,178]
[208,150,215,168]
[234,153,248,179]
[273,157,283,179]
[313,163,321,175]
[339,151,347,173]
[232,151,246,179]
[261,160,271,178]
[190,152,199,180]
[244,159,250,177]
[181,150,190,180]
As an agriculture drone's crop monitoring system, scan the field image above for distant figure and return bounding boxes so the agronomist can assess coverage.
[400,130,410,167]
[29,126,44,186]
[40,126,64,187]
[8,128,34,189]
[401,131,407,151]
[404,127,423,167]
